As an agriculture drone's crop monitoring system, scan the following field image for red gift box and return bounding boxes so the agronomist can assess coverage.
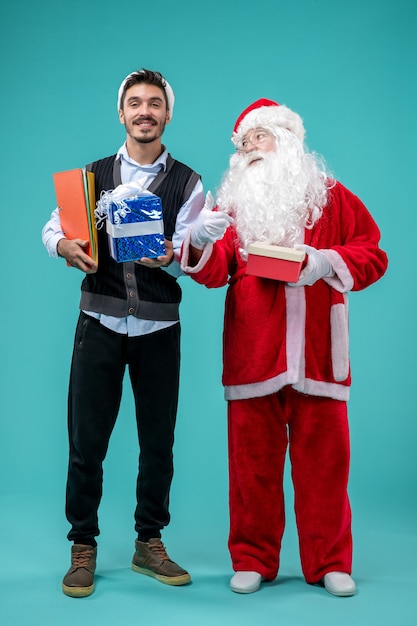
[246,242,306,282]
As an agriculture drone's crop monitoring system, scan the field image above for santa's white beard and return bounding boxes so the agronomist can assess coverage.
[216,132,329,259]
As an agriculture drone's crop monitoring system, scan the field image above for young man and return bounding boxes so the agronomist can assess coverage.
[181,98,388,596]
[42,68,204,597]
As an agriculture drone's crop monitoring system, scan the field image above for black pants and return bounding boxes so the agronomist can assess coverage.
[66,312,180,545]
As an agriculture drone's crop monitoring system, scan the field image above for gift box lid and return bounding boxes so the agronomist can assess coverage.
[247,242,305,262]
[108,195,163,225]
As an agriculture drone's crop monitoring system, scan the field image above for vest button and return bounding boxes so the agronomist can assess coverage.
[129,290,135,298]
[126,273,132,279]
[128,307,135,314]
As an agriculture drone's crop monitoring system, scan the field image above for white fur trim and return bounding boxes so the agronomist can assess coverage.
[180,229,214,273]
[331,302,350,381]
[233,105,305,144]
[322,249,354,293]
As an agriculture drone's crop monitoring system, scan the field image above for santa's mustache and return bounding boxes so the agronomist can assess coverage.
[232,150,265,170]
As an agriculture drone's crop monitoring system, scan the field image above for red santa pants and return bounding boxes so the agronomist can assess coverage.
[227,386,352,583]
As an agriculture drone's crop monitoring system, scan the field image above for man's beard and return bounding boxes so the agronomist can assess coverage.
[126,116,166,145]
[216,132,329,258]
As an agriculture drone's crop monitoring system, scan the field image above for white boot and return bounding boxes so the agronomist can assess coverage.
[230,571,263,594]
[323,572,356,596]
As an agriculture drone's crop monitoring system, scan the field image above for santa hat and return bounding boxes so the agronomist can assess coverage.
[232,98,305,144]
[117,70,175,117]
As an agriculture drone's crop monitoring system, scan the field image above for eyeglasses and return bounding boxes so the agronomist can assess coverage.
[235,128,274,152]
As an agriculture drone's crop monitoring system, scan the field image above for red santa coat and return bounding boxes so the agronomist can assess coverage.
[182,182,388,402]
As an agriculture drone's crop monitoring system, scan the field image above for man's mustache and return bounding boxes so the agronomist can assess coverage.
[133,116,157,125]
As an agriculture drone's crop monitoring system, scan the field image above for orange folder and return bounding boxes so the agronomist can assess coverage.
[53,168,98,264]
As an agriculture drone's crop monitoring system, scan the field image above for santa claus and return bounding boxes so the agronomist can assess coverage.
[181,99,388,596]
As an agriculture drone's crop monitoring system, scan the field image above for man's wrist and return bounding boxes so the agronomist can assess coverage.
[56,237,67,257]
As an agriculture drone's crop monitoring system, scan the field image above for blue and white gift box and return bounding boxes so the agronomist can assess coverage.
[95,181,166,263]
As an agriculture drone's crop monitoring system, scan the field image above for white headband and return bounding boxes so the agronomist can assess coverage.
[117,71,175,118]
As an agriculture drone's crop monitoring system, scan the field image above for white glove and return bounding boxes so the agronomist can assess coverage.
[288,244,334,286]
[190,191,234,249]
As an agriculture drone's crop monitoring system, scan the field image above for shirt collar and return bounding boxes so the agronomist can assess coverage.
[117,142,168,172]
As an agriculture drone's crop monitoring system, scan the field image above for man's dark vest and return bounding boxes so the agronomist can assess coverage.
[79,153,200,321]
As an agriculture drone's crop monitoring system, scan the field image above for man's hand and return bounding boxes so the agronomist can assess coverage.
[135,239,174,269]
[190,191,234,250]
[288,244,334,286]
[57,238,98,274]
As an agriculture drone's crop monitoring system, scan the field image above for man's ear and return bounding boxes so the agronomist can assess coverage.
[165,110,171,125]
[118,109,125,124]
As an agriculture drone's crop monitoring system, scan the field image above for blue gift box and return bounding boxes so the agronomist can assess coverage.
[105,195,166,263]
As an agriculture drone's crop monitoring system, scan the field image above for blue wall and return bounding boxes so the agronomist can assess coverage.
[0,0,415,543]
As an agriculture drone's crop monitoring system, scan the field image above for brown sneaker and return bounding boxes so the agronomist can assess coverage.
[132,538,191,586]
[62,544,97,597]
